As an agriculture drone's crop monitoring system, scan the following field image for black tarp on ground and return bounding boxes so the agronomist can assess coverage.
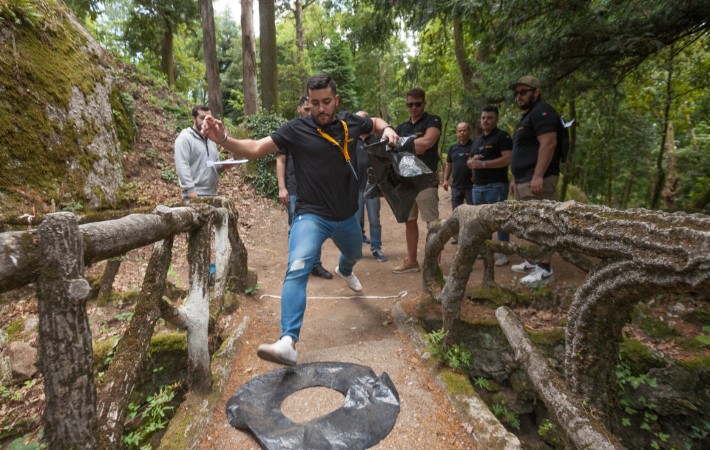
[364,136,438,223]
[226,362,400,450]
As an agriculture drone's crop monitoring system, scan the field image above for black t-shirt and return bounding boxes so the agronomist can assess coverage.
[396,112,442,172]
[510,100,562,183]
[271,112,373,221]
[355,134,379,191]
[276,148,297,193]
[471,128,512,185]
[446,140,473,189]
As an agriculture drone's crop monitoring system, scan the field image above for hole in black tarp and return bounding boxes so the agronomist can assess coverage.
[281,387,345,423]
[226,361,400,450]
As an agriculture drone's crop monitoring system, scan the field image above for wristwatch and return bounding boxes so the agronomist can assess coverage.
[482,160,487,169]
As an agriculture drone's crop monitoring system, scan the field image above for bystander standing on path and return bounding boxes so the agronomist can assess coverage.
[468,106,512,266]
[393,87,442,274]
[508,76,563,285]
[355,111,388,262]
[442,121,474,244]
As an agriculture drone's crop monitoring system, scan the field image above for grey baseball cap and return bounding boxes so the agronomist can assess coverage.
[509,75,541,90]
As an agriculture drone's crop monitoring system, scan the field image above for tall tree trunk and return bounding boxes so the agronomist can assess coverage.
[295,0,304,53]
[241,0,259,115]
[650,46,674,209]
[452,17,477,94]
[161,20,176,86]
[662,121,679,209]
[259,0,279,113]
[200,0,223,117]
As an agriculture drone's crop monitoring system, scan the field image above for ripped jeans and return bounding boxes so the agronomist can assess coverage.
[280,213,362,341]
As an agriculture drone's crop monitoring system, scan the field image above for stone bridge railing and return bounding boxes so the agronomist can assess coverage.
[0,198,249,449]
[422,200,709,449]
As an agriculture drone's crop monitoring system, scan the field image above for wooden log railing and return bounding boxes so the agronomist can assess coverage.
[422,200,710,448]
[0,198,249,450]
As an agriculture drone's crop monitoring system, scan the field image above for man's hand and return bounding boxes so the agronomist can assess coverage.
[531,175,544,195]
[201,116,227,143]
[278,187,289,205]
[382,126,399,147]
[442,180,449,191]
[187,191,198,199]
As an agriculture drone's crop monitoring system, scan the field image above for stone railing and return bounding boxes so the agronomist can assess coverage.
[0,198,250,449]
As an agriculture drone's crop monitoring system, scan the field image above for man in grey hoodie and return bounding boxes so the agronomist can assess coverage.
[174,105,228,200]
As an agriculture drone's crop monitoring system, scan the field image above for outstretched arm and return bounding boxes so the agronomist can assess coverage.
[201,115,278,159]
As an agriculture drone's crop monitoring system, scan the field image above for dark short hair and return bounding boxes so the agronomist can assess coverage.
[191,105,210,117]
[299,95,309,105]
[481,105,499,116]
[406,87,426,100]
[307,74,337,94]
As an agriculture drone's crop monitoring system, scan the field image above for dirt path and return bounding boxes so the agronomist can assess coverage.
[196,187,587,448]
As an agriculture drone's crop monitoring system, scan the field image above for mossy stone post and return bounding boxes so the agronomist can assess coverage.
[37,212,96,449]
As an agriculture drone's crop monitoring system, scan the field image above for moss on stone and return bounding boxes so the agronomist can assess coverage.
[440,369,476,397]
[5,318,25,342]
[676,355,710,370]
[0,0,126,215]
[631,305,680,339]
[619,338,666,373]
[148,332,187,355]
[527,328,565,347]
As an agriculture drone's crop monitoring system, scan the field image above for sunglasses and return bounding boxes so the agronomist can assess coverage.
[407,101,423,108]
[514,88,534,97]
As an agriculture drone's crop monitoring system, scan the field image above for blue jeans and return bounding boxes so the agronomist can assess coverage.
[472,182,510,242]
[357,191,382,252]
[288,194,323,265]
[280,213,362,341]
[451,187,473,210]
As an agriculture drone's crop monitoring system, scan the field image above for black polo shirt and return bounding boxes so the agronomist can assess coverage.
[510,100,561,183]
[471,128,512,185]
[396,111,442,172]
[271,112,373,221]
[446,140,473,189]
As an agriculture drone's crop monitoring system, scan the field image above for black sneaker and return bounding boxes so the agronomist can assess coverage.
[311,263,333,279]
[372,250,388,262]
[362,235,371,244]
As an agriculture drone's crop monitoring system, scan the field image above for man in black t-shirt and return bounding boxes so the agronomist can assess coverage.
[201,74,399,366]
[508,75,562,286]
[442,122,473,244]
[467,106,512,266]
[276,95,332,280]
[393,87,442,274]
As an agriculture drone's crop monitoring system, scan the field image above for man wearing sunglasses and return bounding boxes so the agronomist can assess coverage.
[392,88,442,274]
[509,75,563,286]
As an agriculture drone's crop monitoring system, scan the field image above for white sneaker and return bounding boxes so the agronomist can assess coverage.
[335,266,362,292]
[511,261,537,273]
[257,336,297,366]
[495,254,510,266]
[520,266,554,287]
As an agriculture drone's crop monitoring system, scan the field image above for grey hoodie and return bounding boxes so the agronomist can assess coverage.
[174,127,221,198]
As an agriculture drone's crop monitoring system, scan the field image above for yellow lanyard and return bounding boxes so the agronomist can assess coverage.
[317,120,351,162]
[317,120,357,179]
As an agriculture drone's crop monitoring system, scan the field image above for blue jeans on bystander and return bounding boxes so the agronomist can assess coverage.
[472,182,510,242]
[357,191,383,252]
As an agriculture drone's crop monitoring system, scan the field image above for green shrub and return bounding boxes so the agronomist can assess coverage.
[242,112,287,201]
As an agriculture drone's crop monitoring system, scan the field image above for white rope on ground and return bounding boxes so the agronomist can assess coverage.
[259,290,408,300]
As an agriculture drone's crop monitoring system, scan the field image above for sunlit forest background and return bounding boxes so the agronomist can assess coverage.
[69,0,709,210]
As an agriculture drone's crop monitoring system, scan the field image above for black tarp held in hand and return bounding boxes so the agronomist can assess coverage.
[226,362,400,450]
[364,136,437,223]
